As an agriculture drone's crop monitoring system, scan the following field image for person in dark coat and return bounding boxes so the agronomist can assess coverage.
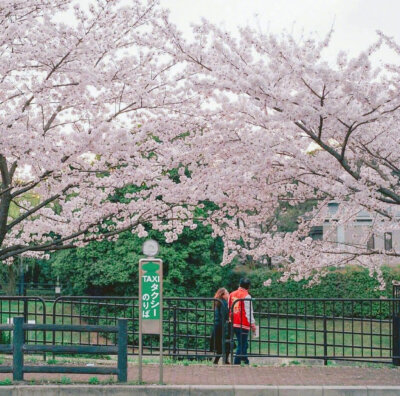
[210,287,230,364]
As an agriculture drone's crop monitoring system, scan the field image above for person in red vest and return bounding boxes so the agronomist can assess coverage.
[228,278,256,364]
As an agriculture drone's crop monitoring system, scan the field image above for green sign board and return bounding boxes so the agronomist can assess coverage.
[141,261,161,320]
[138,257,163,384]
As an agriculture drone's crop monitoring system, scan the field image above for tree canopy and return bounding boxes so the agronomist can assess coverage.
[2,0,400,285]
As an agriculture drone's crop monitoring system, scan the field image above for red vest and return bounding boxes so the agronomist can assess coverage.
[229,287,250,330]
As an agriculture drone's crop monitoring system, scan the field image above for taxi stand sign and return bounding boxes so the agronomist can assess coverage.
[138,257,163,384]
[140,259,162,331]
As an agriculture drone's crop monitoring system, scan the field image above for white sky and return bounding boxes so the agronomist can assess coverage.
[161,0,400,63]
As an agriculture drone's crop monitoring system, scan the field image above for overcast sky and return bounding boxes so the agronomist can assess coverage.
[160,0,400,63]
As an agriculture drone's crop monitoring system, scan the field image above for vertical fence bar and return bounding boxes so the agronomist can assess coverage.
[304,301,308,357]
[332,300,336,360]
[267,300,271,357]
[172,306,177,359]
[117,318,128,382]
[323,315,328,366]
[295,299,298,358]
[23,299,28,340]
[392,302,400,366]
[13,317,24,381]
[313,300,317,357]
[52,299,57,360]
[285,299,288,356]
[341,300,345,358]
[42,299,47,361]
[277,300,280,357]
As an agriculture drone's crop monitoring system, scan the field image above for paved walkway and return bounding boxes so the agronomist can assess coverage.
[1,364,400,385]
[132,365,400,385]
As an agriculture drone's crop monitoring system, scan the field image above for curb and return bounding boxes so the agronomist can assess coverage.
[0,385,400,395]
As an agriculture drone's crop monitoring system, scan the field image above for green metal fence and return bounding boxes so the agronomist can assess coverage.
[0,317,128,382]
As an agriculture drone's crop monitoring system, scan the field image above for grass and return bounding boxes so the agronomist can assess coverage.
[248,316,392,359]
[24,377,117,385]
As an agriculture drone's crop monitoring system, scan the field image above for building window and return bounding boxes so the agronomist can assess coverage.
[384,232,393,251]
[367,234,375,250]
[309,226,323,241]
[328,202,339,215]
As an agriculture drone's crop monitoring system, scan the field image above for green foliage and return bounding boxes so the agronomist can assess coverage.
[0,378,12,386]
[276,200,318,233]
[88,377,100,385]
[48,231,140,296]
[0,264,17,296]
[45,222,240,352]
[48,223,238,298]
[60,376,72,385]
[248,266,391,300]
[290,360,301,365]
[247,265,399,318]
[47,359,59,365]
[0,331,10,345]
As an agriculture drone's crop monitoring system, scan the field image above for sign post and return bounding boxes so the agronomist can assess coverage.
[138,239,163,384]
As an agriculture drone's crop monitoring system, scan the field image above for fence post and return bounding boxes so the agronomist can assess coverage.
[23,298,28,348]
[393,305,400,366]
[117,318,128,382]
[172,306,177,360]
[13,317,24,381]
[323,316,328,366]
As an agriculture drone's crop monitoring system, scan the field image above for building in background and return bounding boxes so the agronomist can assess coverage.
[315,202,400,255]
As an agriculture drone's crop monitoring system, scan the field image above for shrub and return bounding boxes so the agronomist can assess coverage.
[88,377,100,385]
[0,378,12,386]
[0,332,10,345]
[60,376,71,385]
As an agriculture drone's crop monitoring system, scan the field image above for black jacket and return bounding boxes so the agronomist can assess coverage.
[209,299,230,353]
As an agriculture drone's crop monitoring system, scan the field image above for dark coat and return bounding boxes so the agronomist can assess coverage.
[209,299,230,354]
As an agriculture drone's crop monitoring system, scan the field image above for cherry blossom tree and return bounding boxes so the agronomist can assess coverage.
[1,0,283,271]
[3,0,400,287]
[0,0,213,263]
[165,21,400,284]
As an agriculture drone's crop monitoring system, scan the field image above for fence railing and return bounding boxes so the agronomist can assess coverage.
[51,296,221,359]
[0,296,47,356]
[1,295,400,365]
[0,317,128,382]
[229,298,400,365]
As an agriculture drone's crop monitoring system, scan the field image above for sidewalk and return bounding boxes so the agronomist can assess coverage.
[1,364,400,385]
[130,365,400,386]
